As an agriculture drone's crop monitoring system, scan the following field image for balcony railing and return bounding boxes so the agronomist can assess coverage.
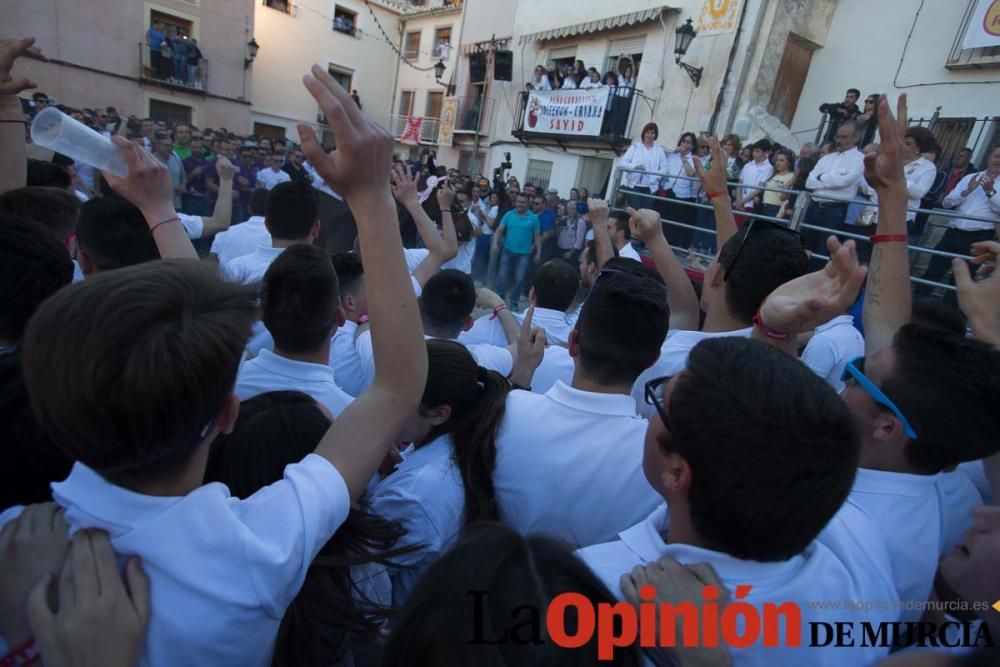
[453,95,494,134]
[138,43,207,92]
[512,87,639,155]
[391,115,441,144]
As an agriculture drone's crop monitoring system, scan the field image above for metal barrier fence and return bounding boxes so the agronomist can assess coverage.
[609,166,999,295]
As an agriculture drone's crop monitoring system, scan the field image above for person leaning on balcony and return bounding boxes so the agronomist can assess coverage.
[187,39,203,87]
[146,21,167,79]
[529,65,551,91]
[819,87,861,145]
[621,122,668,210]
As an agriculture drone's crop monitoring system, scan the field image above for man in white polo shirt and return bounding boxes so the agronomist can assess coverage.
[209,188,270,265]
[492,261,669,547]
[256,153,292,191]
[608,211,641,261]
[223,179,319,285]
[328,251,369,397]
[804,119,865,254]
[577,337,899,666]
[235,244,353,417]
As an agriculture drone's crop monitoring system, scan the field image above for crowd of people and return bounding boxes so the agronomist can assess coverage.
[3,35,1000,667]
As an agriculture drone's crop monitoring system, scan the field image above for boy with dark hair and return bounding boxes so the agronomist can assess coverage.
[236,244,352,417]
[0,186,80,245]
[223,179,320,284]
[328,251,368,397]
[580,337,899,665]
[608,210,640,261]
[492,262,669,547]
[9,68,427,665]
[76,197,160,274]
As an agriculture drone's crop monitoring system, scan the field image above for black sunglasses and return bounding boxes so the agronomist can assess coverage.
[724,219,806,282]
[644,376,672,431]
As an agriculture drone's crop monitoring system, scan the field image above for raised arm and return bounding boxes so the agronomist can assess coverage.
[391,164,453,260]
[0,38,43,195]
[411,184,459,288]
[953,240,1000,348]
[198,156,235,236]
[627,206,700,331]
[862,94,912,355]
[300,64,427,502]
[693,136,738,251]
[103,137,197,260]
[589,198,615,268]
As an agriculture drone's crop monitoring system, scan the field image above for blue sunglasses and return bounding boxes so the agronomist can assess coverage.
[841,357,918,440]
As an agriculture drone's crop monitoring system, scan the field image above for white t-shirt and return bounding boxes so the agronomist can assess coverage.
[805,148,866,203]
[621,142,669,191]
[329,320,367,397]
[47,455,350,666]
[847,468,980,622]
[441,241,474,274]
[256,168,291,191]
[178,212,204,240]
[369,435,465,605]
[403,247,430,273]
[493,382,659,547]
[222,245,285,284]
[801,315,864,393]
[738,160,775,208]
[459,306,575,347]
[235,348,353,417]
[529,344,575,394]
[210,216,270,266]
[576,501,898,666]
[631,327,753,418]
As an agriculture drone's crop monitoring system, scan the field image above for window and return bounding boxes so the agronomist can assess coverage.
[151,10,193,38]
[253,122,286,141]
[398,90,415,116]
[403,31,421,60]
[425,91,443,119]
[327,64,353,92]
[434,26,452,58]
[525,159,554,192]
[333,6,357,36]
[149,99,192,127]
[458,150,486,177]
[604,37,645,82]
[262,0,293,14]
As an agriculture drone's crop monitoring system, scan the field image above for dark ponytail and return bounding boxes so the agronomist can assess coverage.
[421,340,511,525]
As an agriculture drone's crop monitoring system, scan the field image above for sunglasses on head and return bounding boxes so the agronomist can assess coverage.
[644,376,672,431]
[840,357,918,439]
[724,218,806,282]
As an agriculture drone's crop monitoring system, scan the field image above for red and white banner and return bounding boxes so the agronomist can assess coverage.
[523,88,610,137]
[400,116,423,145]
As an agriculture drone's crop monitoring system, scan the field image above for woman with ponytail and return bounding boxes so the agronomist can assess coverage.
[370,338,511,605]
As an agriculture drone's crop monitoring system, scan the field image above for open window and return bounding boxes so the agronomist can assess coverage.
[333,6,357,36]
[263,0,293,15]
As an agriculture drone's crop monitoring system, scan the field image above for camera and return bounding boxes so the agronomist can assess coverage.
[493,152,514,190]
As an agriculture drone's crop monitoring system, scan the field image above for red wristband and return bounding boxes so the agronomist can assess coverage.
[706,190,728,200]
[0,639,40,667]
[489,304,508,320]
[753,311,790,340]
[871,234,908,244]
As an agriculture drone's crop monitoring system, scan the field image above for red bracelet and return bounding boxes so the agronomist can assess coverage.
[489,304,508,320]
[706,190,728,200]
[753,311,790,340]
[871,234,908,244]
[0,639,40,667]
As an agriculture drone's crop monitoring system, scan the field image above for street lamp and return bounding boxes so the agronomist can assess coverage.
[674,18,703,87]
[244,38,260,69]
[433,59,454,94]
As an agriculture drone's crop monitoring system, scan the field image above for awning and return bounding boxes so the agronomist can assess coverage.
[517,6,677,45]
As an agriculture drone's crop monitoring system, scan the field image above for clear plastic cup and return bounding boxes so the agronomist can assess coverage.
[30,107,128,177]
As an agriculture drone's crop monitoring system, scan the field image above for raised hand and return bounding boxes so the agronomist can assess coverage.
[953,241,1000,347]
[625,206,665,246]
[759,236,868,334]
[216,155,236,180]
[693,135,728,196]
[0,504,69,645]
[510,306,546,389]
[475,287,504,311]
[390,163,419,208]
[299,63,393,201]
[27,531,150,667]
[587,197,609,225]
[103,136,175,217]
[0,37,45,96]
[436,180,455,210]
[863,94,907,200]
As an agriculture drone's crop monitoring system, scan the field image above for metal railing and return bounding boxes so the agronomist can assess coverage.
[138,42,207,91]
[609,166,998,295]
[390,115,441,144]
[511,87,641,150]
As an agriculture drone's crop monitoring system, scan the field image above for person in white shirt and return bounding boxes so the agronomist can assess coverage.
[734,139,774,212]
[578,68,603,89]
[901,127,939,224]
[235,245,353,417]
[632,216,809,417]
[492,262,669,547]
[209,188,270,265]
[804,119,866,253]
[328,251,370,397]
[255,153,292,191]
[223,179,320,284]
[461,258,580,347]
[621,122,669,209]
[578,337,899,666]
[801,313,864,392]
[919,145,1000,303]
[662,132,700,247]
[608,210,641,261]
[370,339,514,604]
[529,65,552,91]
